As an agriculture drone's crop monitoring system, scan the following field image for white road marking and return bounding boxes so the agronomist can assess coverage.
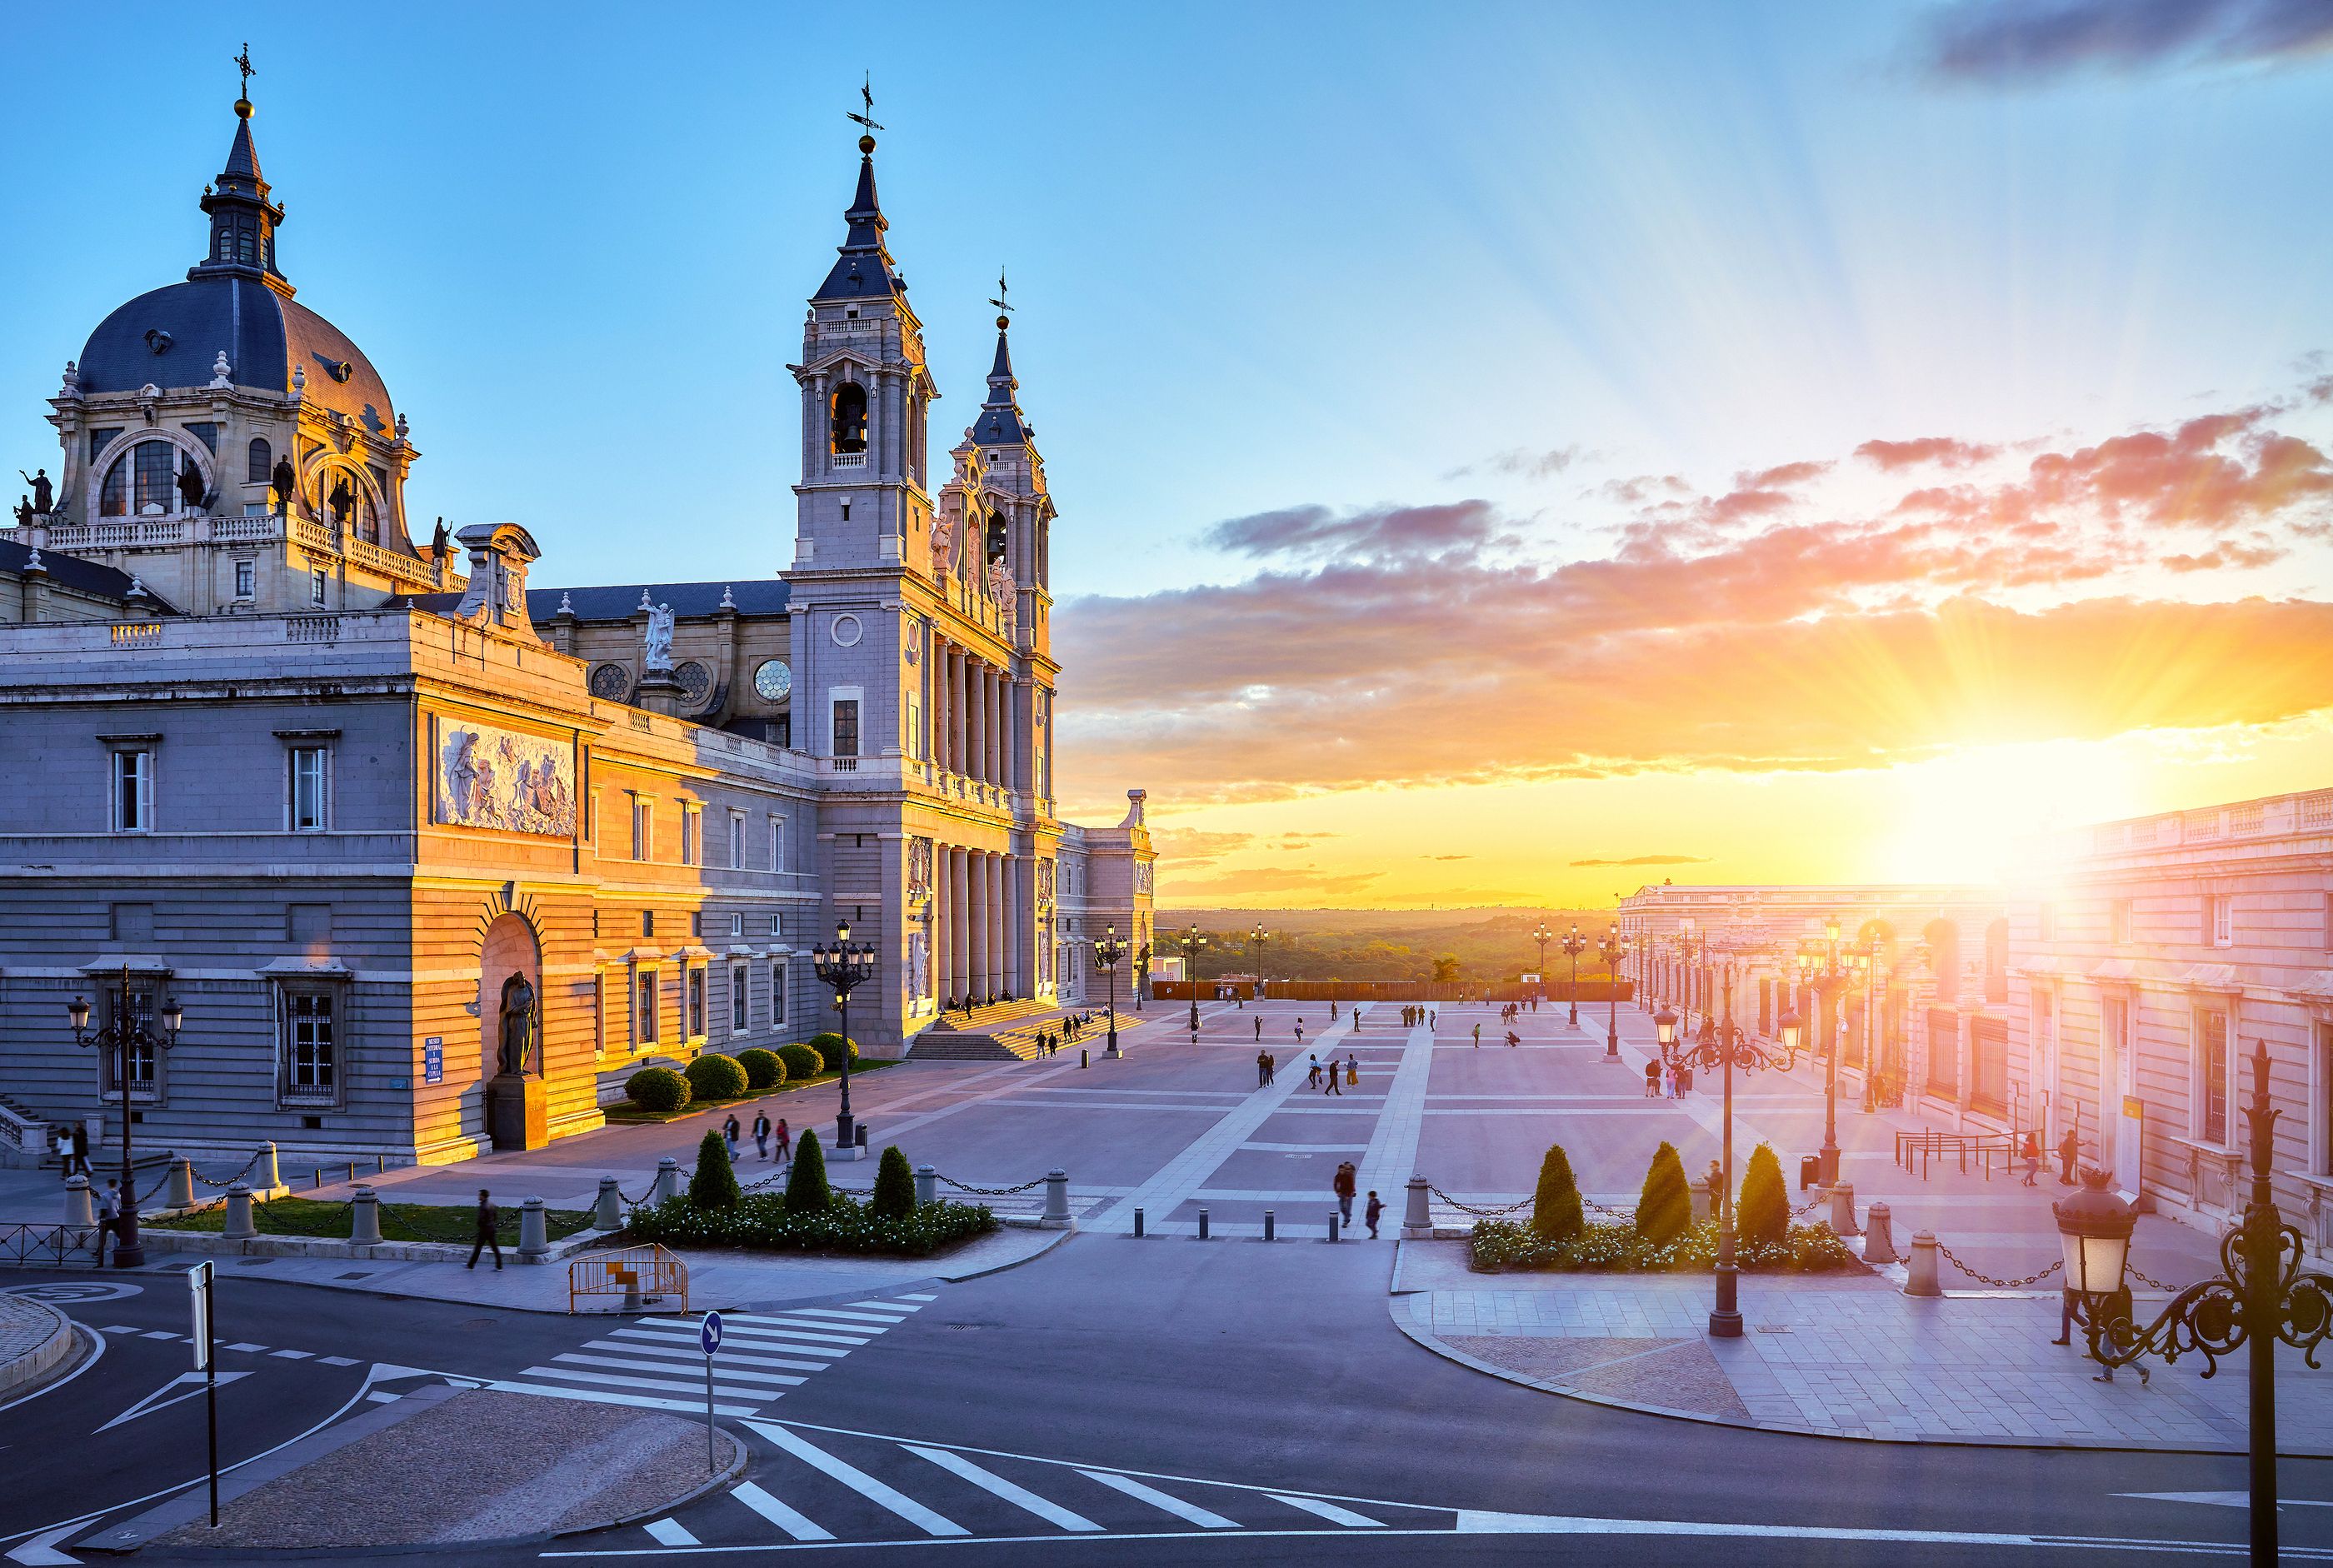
[365,1391,401,1405]
[897,1293,937,1301]
[905,1446,1101,1531]
[2117,1491,2333,1509]
[552,1354,804,1388]
[642,1518,698,1546]
[140,1331,179,1341]
[1268,1493,1384,1527]
[223,1341,266,1353]
[856,1298,925,1310]
[591,1340,829,1375]
[318,1356,359,1366]
[4,1525,82,1565]
[720,1318,871,1346]
[728,1482,834,1542]
[778,1308,902,1326]
[267,1348,312,1359]
[518,1366,779,1401]
[489,1380,758,1417]
[1076,1470,1240,1529]
[617,1327,849,1360]
[743,1421,967,1536]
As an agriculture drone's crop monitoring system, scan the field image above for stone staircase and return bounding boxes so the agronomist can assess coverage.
[910,999,1058,1062]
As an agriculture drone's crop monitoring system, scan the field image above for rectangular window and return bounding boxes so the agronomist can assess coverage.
[281,990,337,1104]
[687,968,707,1039]
[728,811,744,869]
[732,965,748,1032]
[641,910,655,939]
[769,913,783,940]
[310,567,327,606]
[2198,1010,2230,1145]
[1969,1017,2008,1115]
[592,973,607,1059]
[832,699,860,758]
[691,910,703,939]
[769,816,786,871]
[99,982,162,1100]
[234,559,255,599]
[289,747,328,831]
[635,970,659,1046]
[111,750,153,834]
[2211,894,2234,948]
[681,804,700,866]
[908,701,923,758]
[135,442,175,514]
[630,794,651,861]
[770,962,787,1026]
[729,912,744,938]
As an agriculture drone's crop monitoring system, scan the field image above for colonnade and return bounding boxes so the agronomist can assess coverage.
[932,637,1015,790]
[934,845,1022,1006]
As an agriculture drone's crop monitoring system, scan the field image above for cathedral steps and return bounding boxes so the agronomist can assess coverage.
[907,1031,1041,1062]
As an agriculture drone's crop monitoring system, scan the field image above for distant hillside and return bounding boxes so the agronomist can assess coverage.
[1154,906,1621,985]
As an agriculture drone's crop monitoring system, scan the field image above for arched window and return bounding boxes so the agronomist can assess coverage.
[101,440,183,517]
[237,227,256,264]
[830,382,867,455]
[247,437,272,485]
[985,511,1008,564]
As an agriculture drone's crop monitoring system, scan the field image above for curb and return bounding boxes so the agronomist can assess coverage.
[0,1298,82,1400]
[138,1223,617,1266]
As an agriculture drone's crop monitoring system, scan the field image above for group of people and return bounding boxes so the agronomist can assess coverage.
[718,1108,796,1164]
[1643,1057,1693,1097]
[2021,1126,2085,1188]
[944,991,1017,1016]
[1395,1005,1436,1028]
[1467,1021,1522,1048]
[1305,1052,1360,1093]
[1330,1161,1385,1237]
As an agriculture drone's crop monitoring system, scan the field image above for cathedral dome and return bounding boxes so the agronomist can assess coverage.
[77,278,395,435]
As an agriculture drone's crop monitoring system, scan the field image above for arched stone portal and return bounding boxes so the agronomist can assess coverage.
[479,911,547,1150]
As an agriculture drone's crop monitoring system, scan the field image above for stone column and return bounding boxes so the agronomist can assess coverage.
[1005,855,1022,996]
[988,667,1003,784]
[952,847,971,1001]
[985,853,1002,996]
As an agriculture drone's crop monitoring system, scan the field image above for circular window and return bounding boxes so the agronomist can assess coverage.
[587,662,631,701]
[831,614,863,647]
[675,660,713,707]
[753,659,793,702]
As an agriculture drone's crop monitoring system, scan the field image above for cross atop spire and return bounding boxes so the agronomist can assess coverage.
[976,269,1027,447]
[233,42,256,107]
[988,268,1012,327]
[192,62,291,292]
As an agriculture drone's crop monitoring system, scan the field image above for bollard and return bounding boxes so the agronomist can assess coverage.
[350,1185,382,1245]
[222,1181,257,1241]
[1264,1210,1276,1242]
[1197,1208,1211,1241]
[1828,1181,1861,1237]
[62,1175,94,1227]
[312,1167,323,1191]
[1863,1201,1898,1265]
[653,1156,682,1205]
[1040,1169,1072,1230]
[1080,1047,1089,1069]
[594,1176,622,1231]
[1401,1174,1432,1239]
[347,1161,358,1184]
[1328,1212,1340,1243]
[915,1163,938,1208]
[1691,1179,1714,1224]
[257,1141,281,1193]
[517,1196,550,1262]
[1132,1206,1146,1238]
[164,1156,195,1211]
[377,1154,387,1175]
[1905,1230,1942,1296]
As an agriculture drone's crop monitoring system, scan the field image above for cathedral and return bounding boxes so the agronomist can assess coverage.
[0,88,1157,1168]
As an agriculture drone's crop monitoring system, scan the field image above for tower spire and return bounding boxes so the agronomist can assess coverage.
[814,75,903,303]
[192,46,290,292]
[974,267,1027,447]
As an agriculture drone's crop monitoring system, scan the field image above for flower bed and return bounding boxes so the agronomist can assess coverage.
[625,1191,997,1257]
[1470,1217,1860,1274]
[148,1197,596,1246]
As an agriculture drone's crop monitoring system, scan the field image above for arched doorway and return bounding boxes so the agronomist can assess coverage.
[479,911,546,1150]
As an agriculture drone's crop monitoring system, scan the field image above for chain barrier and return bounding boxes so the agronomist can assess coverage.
[1791,1193,1828,1218]
[1583,1196,1638,1221]
[617,1177,662,1205]
[1426,1184,1532,1218]
[134,1166,175,1205]
[2126,1262,2181,1292]
[936,1174,1047,1197]
[1936,1240,2063,1289]
[187,1151,265,1189]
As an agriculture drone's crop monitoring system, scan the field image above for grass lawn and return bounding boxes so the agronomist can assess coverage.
[604,1057,899,1124]
[148,1196,597,1246]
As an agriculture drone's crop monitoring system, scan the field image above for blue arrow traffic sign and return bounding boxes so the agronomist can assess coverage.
[701,1311,723,1356]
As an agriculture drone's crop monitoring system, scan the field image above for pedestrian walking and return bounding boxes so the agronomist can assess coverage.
[1644,1059,1661,1098]
[466,1188,503,1271]
[1254,1016,1263,1042]
[2021,1130,2041,1187]
[723,1113,742,1162]
[1345,1053,1358,1086]
[2057,1126,2081,1186]
[1266,1053,1276,1084]
[1471,1021,1481,1048]
[1256,1049,1271,1087]
[1306,1055,1321,1088]
[60,1124,92,1181]
[94,1177,120,1265]
[775,1117,792,1163]
[1294,1020,1306,1045]
[1365,1190,1384,1238]
[753,1108,772,1161]
[1330,1001,1339,1022]
[1506,1030,1520,1048]
[1333,1161,1357,1222]
[1322,1055,1342,1096]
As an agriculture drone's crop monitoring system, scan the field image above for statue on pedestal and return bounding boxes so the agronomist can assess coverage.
[18,469,52,513]
[175,461,207,512]
[497,972,537,1076]
[271,457,296,517]
[643,603,675,671]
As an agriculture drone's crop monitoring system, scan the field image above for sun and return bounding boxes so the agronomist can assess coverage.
[1875,740,2147,886]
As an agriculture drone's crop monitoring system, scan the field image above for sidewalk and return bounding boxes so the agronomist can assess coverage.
[1391,1239,2329,1454]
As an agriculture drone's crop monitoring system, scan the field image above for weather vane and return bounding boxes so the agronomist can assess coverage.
[847,73,883,136]
[234,42,255,100]
[989,268,1012,319]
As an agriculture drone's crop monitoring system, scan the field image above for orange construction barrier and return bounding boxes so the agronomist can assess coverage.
[568,1243,687,1315]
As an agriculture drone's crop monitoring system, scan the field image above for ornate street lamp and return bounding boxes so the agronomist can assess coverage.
[1794,915,1849,1186]
[1249,922,1269,1000]
[1561,924,1586,1028]
[2073,1044,2332,1568]
[811,919,878,1153]
[1093,924,1126,1057]
[1599,923,1624,1060]
[1638,931,1653,1013]
[1171,923,1207,1034]
[66,965,183,1269]
[1661,998,1803,1338]
[1531,921,1552,1008]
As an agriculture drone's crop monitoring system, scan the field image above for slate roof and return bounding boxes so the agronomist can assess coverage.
[812,144,906,304]
[386,580,792,623]
[0,537,181,612]
[971,323,1027,446]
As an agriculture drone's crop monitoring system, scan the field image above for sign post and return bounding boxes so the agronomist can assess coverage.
[188,1260,218,1526]
[698,1310,723,1473]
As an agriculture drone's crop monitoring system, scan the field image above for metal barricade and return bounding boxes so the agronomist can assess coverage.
[567,1243,687,1315]
[0,1223,103,1268]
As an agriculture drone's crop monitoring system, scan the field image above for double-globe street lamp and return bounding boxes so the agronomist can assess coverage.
[1248,922,1269,1001]
[1170,923,1207,1033]
[1795,916,1849,1186]
[2060,1042,2332,1568]
[66,966,185,1269]
[1093,925,1126,1057]
[1561,924,1587,1028]
[1531,921,1552,1009]
[1655,987,1803,1338]
[811,920,878,1155]
[1598,923,1623,1060]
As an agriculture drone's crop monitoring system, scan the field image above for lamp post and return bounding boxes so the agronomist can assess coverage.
[2071,1044,2332,1568]
[1856,931,1891,1111]
[1598,924,1623,1059]
[1798,916,1847,1186]
[1531,921,1552,1010]
[1638,932,1652,1013]
[1656,993,1804,1338]
[1249,922,1268,1000]
[66,965,183,1269]
[1561,924,1586,1028]
[1093,925,1125,1057]
[1171,923,1207,1034]
[810,919,877,1154]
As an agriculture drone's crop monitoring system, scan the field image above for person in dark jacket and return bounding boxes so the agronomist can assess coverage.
[1333,1161,1357,1222]
[467,1189,503,1271]
[752,1109,772,1161]
[1365,1190,1384,1238]
[2057,1127,2081,1186]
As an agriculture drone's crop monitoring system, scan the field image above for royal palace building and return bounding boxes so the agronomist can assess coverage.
[0,92,1155,1168]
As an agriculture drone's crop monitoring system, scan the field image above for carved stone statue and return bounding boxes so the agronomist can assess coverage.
[328,477,354,525]
[431,517,450,558]
[497,972,537,1076]
[175,461,207,512]
[12,497,32,528]
[643,602,675,670]
[19,469,52,513]
[931,513,954,568]
[271,457,295,516]
[987,557,1012,601]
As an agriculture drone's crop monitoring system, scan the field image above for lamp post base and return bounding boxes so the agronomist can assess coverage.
[1711,1258,1744,1337]
[1819,1141,1840,1187]
[112,1208,146,1271]
[834,1112,856,1155]
[1606,1032,1619,1059]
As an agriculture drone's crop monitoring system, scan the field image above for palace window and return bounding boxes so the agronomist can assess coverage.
[986,511,1008,563]
[630,793,652,861]
[769,913,783,940]
[634,968,659,1046]
[310,567,327,606]
[832,699,860,758]
[680,803,701,866]
[732,965,748,1032]
[728,811,744,869]
[111,748,154,834]
[770,961,787,1026]
[729,912,744,938]
[592,973,607,1059]
[687,967,707,1039]
[234,560,255,599]
[2211,894,2234,948]
[830,382,868,455]
[289,746,329,831]
[98,979,163,1101]
[2196,1009,2231,1145]
[248,437,272,484]
[691,910,703,939]
[279,988,338,1106]
[769,816,787,871]
[642,910,655,939]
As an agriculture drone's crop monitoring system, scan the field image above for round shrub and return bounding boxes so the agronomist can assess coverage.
[625,1067,690,1113]
[737,1047,785,1091]
[1531,1143,1584,1244]
[686,1052,749,1102]
[1738,1141,1789,1248]
[1635,1141,1691,1246]
[872,1144,916,1220]
[808,1033,859,1074]
[786,1129,832,1213]
[776,1043,823,1081]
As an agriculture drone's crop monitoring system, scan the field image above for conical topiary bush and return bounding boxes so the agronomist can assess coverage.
[784,1128,832,1214]
[1530,1143,1584,1244]
[1635,1141,1691,1246]
[687,1127,742,1210]
[1738,1141,1789,1247]
[872,1144,916,1219]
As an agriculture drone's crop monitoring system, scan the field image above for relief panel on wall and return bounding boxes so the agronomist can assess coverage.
[432,717,577,836]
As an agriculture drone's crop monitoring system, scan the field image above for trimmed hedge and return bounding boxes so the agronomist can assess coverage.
[776,1043,824,1081]
[1635,1141,1691,1246]
[627,1191,996,1256]
[808,1033,858,1074]
[786,1129,832,1213]
[688,1127,742,1210]
[1738,1142,1789,1248]
[872,1144,916,1219]
[686,1053,750,1102]
[1470,1217,1859,1274]
[737,1047,786,1091]
[625,1067,690,1113]
[1530,1144,1584,1244]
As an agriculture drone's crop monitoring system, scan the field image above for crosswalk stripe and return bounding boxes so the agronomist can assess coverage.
[590,1339,831,1375]
[782,1307,904,1326]
[745,1421,969,1537]
[552,1353,805,1388]
[642,1518,698,1546]
[855,1299,925,1311]
[1077,1470,1241,1529]
[1269,1494,1385,1527]
[730,1481,835,1542]
[490,1380,760,1417]
[520,1366,778,1401]
[897,1292,937,1301]
[905,1446,1102,1531]
[722,1317,873,1345]
[610,1327,848,1360]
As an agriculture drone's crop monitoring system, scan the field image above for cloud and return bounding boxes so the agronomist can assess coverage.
[1738,461,1832,490]
[1202,502,1501,562]
[1856,436,2001,471]
[1453,446,1585,481]
[1421,853,1471,861]
[1161,866,1386,900]
[1571,854,1714,867]
[1916,0,2333,82]
[1146,829,1255,868]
